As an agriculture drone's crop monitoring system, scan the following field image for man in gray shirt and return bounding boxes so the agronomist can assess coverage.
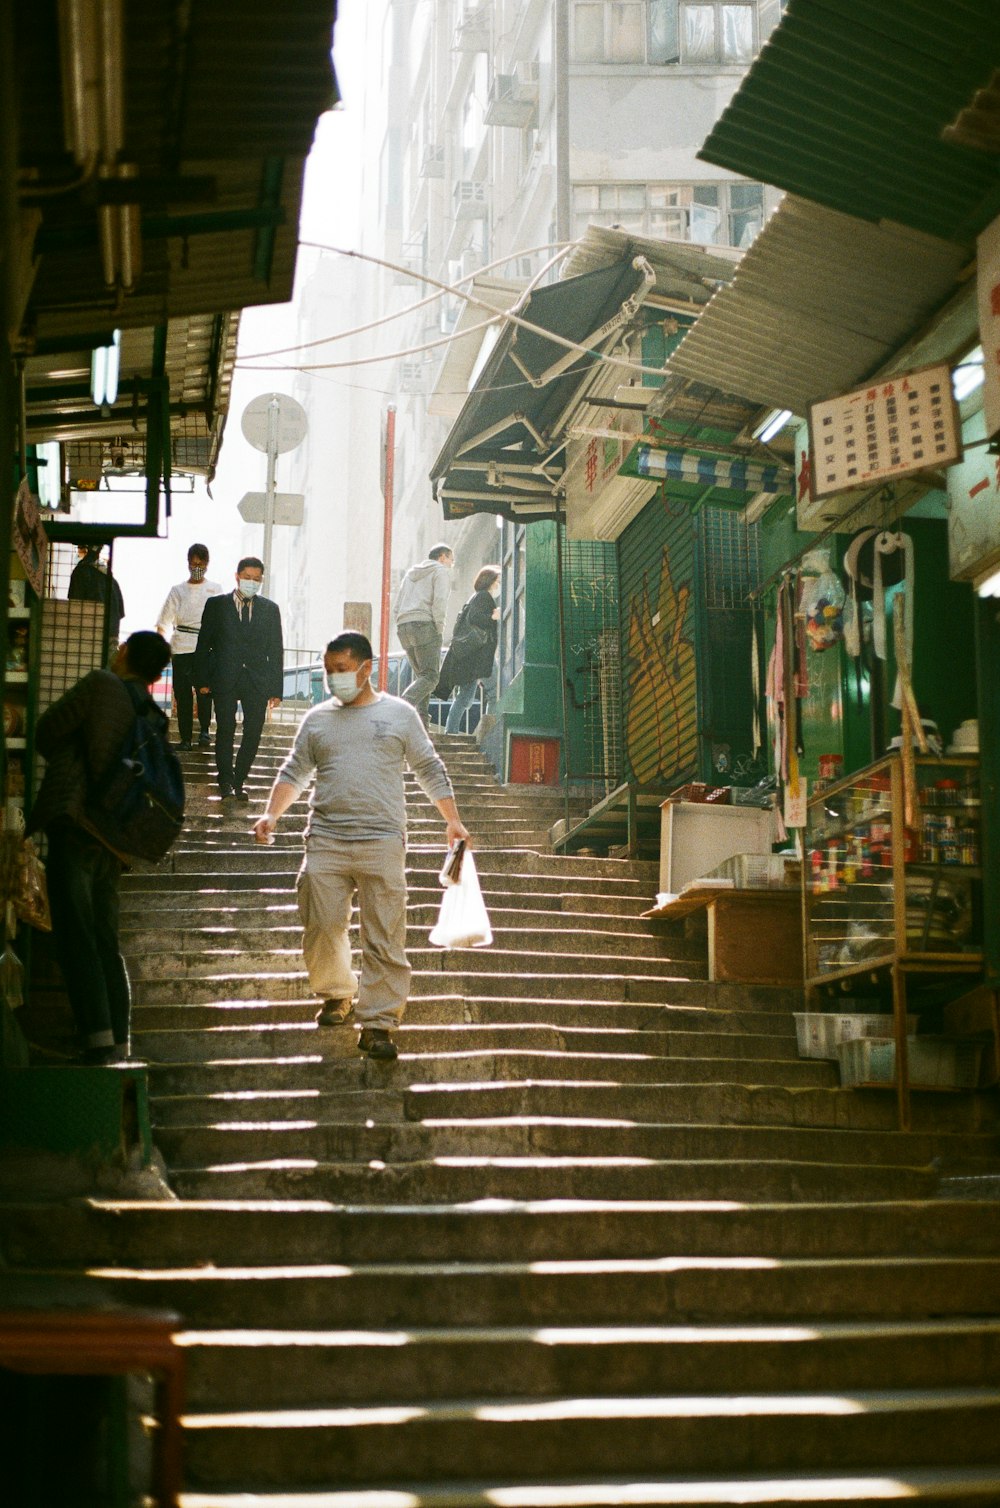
[253,630,470,1061]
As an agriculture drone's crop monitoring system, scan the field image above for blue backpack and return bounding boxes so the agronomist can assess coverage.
[92,682,185,862]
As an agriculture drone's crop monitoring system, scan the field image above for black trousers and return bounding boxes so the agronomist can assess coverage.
[171,650,212,742]
[46,826,129,1051]
[213,672,268,790]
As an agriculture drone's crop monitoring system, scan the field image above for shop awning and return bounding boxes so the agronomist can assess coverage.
[664,194,970,415]
[698,0,1000,244]
[430,255,657,522]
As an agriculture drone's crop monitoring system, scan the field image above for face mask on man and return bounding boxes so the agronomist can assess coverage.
[190,565,206,582]
[329,670,364,704]
[237,577,262,598]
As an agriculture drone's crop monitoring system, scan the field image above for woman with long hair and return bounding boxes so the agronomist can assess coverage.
[436,565,500,734]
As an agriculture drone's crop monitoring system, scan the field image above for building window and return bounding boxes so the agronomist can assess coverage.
[572,0,756,64]
[573,180,764,248]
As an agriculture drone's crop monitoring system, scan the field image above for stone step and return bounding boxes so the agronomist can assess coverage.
[118,902,672,934]
[124,946,709,983]
[141,1058,992,1134]
[133,851,661,883]
[166,1155,937,1204]
[148,1115,999,1172]
[178,1318,1000,1409]
[129,968,747,1007]
[133,1025,828,1086]
[177,1388,1000,1486]
[5,1200,995,1268]
[120,920,704,963]
[121,880,657,910]
[155,1466,1000,1508]
[26,1256,1000,1331]
[134,1016,797,1061]
[133,994,802,1041]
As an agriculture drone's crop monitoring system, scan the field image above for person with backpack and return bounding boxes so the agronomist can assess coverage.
[27,630,178,1064]
[436,565,500,735]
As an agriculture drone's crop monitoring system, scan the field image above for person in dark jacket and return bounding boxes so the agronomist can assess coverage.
[28,630,171,1064]
[437,566,500,735]
[68,544,126,643]
[195,555,284,801]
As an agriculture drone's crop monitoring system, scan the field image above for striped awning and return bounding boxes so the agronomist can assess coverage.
[634,446,792,494]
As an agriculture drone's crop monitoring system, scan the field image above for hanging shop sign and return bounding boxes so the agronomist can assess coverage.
[977,212,1000,444]
[946,408,1000,582]
[807,363,961,502]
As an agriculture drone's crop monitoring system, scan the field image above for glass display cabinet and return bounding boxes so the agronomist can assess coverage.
[803,752,983,1126]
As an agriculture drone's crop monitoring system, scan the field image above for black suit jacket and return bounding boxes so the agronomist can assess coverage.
[195,592,284,701]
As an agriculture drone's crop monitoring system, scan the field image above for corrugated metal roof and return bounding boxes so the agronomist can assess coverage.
[698,0,1000,244]
[563,227,740,307]
[665,195,969,414]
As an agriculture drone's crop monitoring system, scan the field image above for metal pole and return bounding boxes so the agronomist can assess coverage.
[262,394,279,586]
[378,405,396,691]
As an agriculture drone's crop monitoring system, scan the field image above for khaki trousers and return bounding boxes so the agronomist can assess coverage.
[296,837,410,1030]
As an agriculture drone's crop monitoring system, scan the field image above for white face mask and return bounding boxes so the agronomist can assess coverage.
[237,576,262,598]
[329,669,364,703]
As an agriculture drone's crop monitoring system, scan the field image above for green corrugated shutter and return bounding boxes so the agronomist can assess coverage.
[618,490,699,787]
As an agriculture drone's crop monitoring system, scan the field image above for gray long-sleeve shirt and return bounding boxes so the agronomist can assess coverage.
[276,693,454,845]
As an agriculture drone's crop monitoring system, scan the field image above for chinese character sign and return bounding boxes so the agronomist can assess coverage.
[977,212,1000,444]
[807,363,960,501]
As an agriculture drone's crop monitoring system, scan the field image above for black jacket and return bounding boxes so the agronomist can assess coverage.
[27,669,150,849]
[435,588,498,696]
[194,591,284,700]
[68,551,125,636]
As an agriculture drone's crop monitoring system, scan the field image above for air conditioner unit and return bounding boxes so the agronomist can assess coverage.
[485,72,538,129]
[453,1,488,52]
[420,143,445,178]
[453,179,488,219]
[399,360,432,394]
[514,58,541,95]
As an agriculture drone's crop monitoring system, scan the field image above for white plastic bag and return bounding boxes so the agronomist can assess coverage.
[429,847,493,948]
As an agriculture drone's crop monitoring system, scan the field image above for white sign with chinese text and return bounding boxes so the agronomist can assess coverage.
[977,213,1000,444]
[808,364,961,502]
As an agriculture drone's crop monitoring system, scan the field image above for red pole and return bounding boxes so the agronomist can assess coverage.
[378,405,396,691]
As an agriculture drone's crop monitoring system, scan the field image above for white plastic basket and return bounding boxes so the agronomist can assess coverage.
[836,1036,982,1089]
[705,852,794,889]
[794,1011,918,1061]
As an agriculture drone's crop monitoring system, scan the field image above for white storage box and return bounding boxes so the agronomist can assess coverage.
[794,1011,918,1061]
[836,1036,981,1089]
[659,801,774,895]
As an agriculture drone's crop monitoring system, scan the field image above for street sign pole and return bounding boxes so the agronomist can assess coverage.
[263,395,279,586]
[379,404,396,691]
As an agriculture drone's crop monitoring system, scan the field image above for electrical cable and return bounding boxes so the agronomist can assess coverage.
[238,238,579,360]
[235,240,675,381]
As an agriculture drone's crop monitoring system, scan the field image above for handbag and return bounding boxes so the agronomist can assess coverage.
[450,602,489,654]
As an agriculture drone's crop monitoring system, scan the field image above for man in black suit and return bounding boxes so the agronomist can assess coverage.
[195,555,284,802]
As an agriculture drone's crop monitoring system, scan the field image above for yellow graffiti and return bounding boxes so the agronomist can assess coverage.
[626,547,697,783]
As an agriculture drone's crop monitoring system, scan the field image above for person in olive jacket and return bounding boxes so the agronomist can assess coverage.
[436,565,500,734]
[28,630,171,1064]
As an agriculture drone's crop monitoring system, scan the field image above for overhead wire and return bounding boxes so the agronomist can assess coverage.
[235,240,676,381]
[238,238,578,361]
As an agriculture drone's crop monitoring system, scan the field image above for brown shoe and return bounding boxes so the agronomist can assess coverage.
[358,1027,398,1060]
[315,999,354,1027]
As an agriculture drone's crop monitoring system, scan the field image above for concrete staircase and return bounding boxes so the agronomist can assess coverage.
[3,724,1000,1505]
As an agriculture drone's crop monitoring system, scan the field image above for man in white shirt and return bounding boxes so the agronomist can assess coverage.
[156,543,223,750]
